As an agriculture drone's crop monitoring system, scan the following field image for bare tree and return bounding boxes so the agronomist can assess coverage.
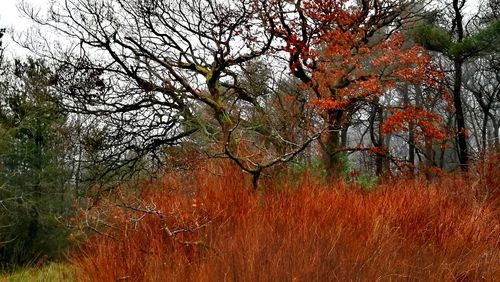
[464,55,500,152]
[18,0,323,189]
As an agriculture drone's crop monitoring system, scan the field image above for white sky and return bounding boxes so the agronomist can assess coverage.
[0,0,40,31]
[0,0,483,28]
[0,0,483,56]
[1,0,48,56]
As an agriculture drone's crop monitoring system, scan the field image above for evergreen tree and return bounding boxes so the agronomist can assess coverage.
[0,58,72,268]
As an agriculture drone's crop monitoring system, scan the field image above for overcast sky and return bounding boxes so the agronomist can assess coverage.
[0,0,45,29]
[0,0,483,56]
[1,0,48,56]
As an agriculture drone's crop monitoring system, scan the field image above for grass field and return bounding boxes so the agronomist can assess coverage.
[65,159,499,281]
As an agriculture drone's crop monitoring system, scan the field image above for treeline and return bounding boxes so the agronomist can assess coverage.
[0,0,499,269]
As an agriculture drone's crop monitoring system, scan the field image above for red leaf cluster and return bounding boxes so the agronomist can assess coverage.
[381,106,449,144]
[279,0,445,114]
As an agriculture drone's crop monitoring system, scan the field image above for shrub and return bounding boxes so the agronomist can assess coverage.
[355,174,378,192]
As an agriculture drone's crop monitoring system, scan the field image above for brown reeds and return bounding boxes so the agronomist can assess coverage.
[71,158,499,281]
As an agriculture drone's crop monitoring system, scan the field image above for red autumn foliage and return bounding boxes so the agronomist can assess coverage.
[278,1,443,100]
[275,0,450,161]
[381,106,448,144]
[70,157,499,281]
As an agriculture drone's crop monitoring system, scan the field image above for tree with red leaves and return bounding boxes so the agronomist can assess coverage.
[270,0,448,176]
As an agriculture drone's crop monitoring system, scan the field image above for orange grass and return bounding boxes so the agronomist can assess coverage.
[71,158,499,281]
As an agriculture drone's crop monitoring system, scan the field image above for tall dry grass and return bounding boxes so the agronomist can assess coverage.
[71,157,499,281]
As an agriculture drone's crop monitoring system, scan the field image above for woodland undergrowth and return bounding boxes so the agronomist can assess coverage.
[71,155,499,282]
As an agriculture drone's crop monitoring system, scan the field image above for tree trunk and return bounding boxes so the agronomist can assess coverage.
[325,127,343,178]
[453,59,469,170]
[341,126,349,148]
[492,118,500,151]
[324,110,345,179]
[452,0,469,171]
[368,98,386,176]
[402,85,415,171]
[481,112,489,153]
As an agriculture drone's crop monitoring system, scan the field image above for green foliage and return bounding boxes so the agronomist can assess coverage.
[289,158,327,181]
[413,20,500,59]
[0,59,73,269]
[0,205,71,269]
[449,20,500,58]
[412,23,452,53]
[287,153,352,186]
[334,152,351,178]
[355,175,379,192]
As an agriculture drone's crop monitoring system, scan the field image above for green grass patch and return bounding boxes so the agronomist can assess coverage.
[0,264,73,282]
